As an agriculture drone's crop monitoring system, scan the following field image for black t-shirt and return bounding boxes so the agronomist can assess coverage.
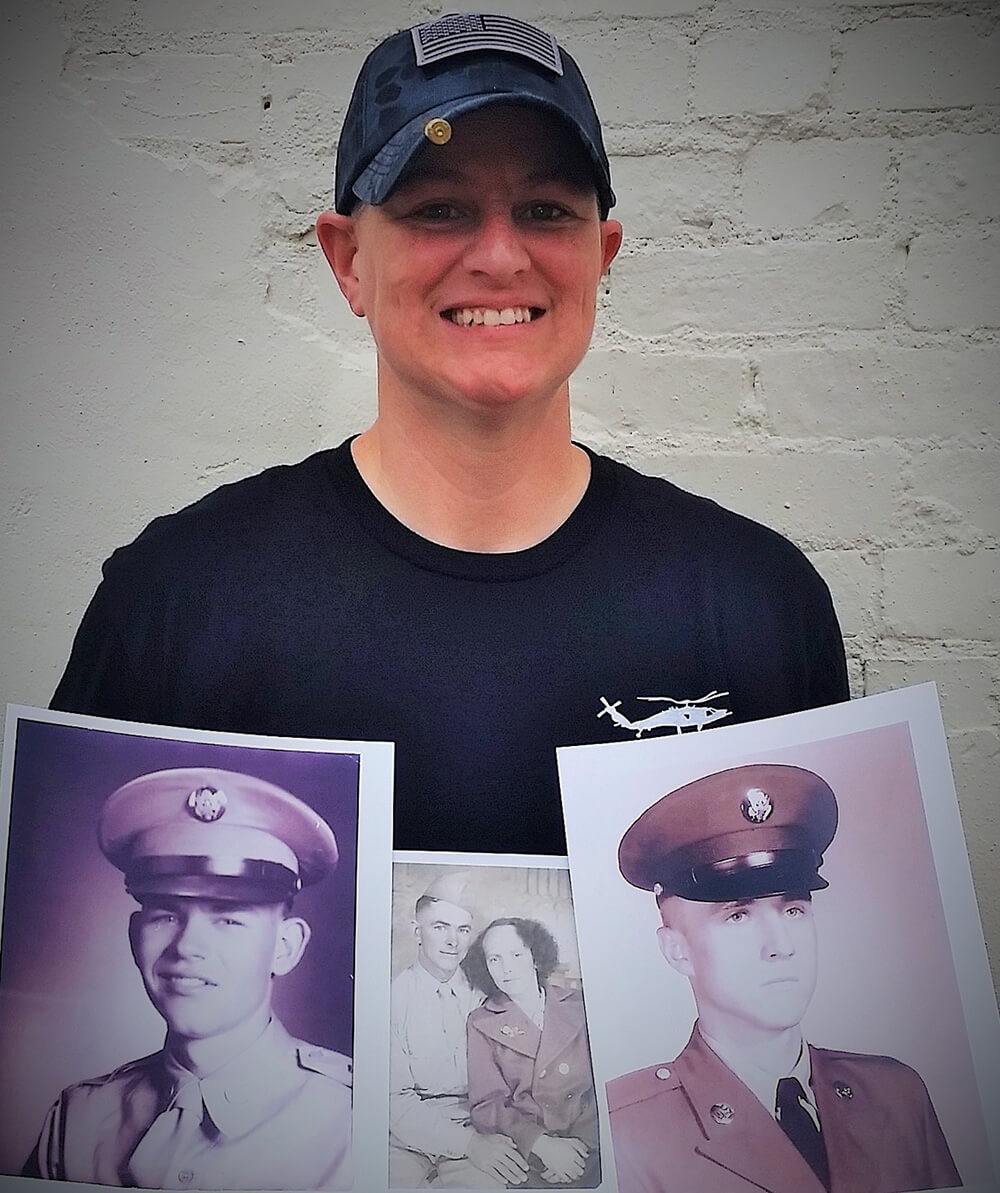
[52,441,848,854]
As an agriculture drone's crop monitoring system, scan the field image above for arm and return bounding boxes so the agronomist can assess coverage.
[22,1095,65,1181]
[388,982,474,1161]
[467,1014,544,1159]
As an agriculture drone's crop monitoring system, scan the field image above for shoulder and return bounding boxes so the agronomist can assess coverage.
[812,1046,931,1097]
[104,445,348,573]
[590,450,823,577]
[294,1042,354,1092]
[58,1052,163,1107]
[606,1061,682,1115]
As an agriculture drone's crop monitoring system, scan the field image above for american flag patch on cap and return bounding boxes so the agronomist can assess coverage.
[411,13,563,76]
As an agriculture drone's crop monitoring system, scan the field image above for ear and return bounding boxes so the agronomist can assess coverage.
[599,219,623,274]
[411,918,422,944]
[316,210,366,317]
[128,911,142,967]
[657,924,694,978]
[272,915,312,977]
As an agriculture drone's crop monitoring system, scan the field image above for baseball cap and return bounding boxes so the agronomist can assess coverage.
[334,13,615,217]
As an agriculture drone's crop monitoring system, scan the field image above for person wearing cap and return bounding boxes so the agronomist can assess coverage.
[606,764,960,1193]
[389,871,529,1187]
[51,15,847,861]
[22,768,353,1191]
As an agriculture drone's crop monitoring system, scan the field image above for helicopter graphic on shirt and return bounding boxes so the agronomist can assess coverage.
[597,691,732,738]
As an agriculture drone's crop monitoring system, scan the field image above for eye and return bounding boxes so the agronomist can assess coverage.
[725,909,749,924]
[784,904,806,918]
[409,201,463,222]
[522,201,570,223]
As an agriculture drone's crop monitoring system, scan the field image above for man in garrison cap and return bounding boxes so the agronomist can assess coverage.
[606,764,960,1193]
[389,871,529,1187]
[22,768,353,1190]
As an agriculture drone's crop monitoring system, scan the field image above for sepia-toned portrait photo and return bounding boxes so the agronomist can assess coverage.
[559,687,999,1193]
[388,858,601,1190]
[0,711,363,1190]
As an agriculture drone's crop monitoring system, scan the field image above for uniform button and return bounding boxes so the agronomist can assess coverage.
[539,1069,546,1078]
[558,1063,570,1075]
[566,1092,574,1099]
[177,1171,194,1184]
[655,1067,671,1080]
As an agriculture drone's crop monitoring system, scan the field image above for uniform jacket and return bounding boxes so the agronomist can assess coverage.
[606,1026,960,1193]
[23,1018,353,1190]
[467,984,599,1162]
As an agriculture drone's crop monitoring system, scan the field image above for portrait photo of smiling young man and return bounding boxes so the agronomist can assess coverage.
[0,716,361,1190]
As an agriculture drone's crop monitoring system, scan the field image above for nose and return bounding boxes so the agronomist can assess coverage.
[761,910,795,959]
[169,911,209,958]
[462,212,530,280]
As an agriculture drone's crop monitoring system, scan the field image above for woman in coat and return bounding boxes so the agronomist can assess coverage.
[464,917,600,1188]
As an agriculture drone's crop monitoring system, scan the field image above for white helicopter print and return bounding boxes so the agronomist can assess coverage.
[597,691,732,738]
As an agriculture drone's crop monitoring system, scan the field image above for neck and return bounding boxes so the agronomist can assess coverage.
[418,954,460,984]
[351,383,589,552]
[165,1004,272,1078]
[698,1015,803,1076]
[509,982,544,1019]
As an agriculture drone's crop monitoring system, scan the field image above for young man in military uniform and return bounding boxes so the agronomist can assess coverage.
[22,767,353,1190]
[607,764,960,1193]
[389,872,528,1187]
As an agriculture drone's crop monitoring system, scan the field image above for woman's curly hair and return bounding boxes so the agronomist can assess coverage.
[463,916,560,997]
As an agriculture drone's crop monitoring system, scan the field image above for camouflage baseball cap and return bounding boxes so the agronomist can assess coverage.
[334,13,615,217]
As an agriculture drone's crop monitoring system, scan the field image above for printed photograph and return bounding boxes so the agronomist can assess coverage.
[558,686,999,1193]
[0,710,366,1190]
[389,857,600,1190]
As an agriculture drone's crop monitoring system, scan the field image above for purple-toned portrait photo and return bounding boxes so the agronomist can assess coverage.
[0,713,361,1190]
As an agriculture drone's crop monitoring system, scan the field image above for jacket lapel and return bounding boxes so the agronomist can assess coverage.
[475,995,540,1061]
[675,1029,828,1193]
[535,985,584,1075]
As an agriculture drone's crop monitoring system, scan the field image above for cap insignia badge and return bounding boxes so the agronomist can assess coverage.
[710,1103,734,1124]
[834,1082,853,1099]
[741,787,773,823]
[187,786,227,823]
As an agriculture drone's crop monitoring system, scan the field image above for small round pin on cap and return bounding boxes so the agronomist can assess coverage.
[423,117,452,145]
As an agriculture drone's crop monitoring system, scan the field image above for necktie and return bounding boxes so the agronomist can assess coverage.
[775,1077,830,1190]
[127,1078,206,1188]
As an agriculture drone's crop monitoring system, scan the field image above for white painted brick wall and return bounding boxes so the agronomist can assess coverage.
[2,1,998,990]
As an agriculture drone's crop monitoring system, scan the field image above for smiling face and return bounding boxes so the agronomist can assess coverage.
[317,104,622,420]
[413,897,474,981]
[129,896,303,1043]
[482,922,540,1003]
[658,894,819,1045]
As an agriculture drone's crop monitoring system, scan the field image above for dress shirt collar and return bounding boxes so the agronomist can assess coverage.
[700,1026,817,1123]
[415,957,470,995]
[162,1017,303,1138]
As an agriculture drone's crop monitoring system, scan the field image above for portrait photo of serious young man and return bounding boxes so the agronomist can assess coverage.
[0,718,360,1190]
[557,703,999,1193]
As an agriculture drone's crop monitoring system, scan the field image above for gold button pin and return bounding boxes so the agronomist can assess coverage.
[424,117,452,145]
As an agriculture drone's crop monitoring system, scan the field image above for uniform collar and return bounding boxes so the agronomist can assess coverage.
[163,1017,304,1138]
[700,1025,816,1121]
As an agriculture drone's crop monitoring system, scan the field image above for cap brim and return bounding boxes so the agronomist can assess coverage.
[346,93,615,216]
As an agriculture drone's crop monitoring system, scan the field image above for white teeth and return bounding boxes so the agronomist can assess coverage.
[448,306,535,326]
